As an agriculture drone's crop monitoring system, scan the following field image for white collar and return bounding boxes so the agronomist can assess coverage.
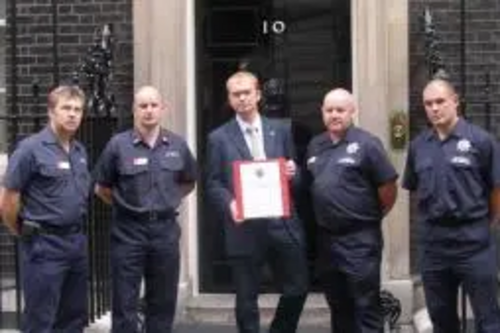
[236,114,263,135]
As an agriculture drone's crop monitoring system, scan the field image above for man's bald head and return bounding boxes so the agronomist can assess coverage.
[134,85,163,106]
[321,88,356,138]
[133,85,165,131]
[423,79,457,99]
[422,79,459,131]
[322,88,356,112]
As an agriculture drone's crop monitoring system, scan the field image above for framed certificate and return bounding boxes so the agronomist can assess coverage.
[232,158,291,220]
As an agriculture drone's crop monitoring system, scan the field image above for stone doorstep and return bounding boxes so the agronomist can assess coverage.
[182,293,330,326]
[85,312,112,333]
[181,281,415,328]
[0,295,416,333]
[382,279,414,324]
[1,280,416,331]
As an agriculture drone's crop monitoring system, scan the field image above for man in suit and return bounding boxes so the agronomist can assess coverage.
[206,71,309,333]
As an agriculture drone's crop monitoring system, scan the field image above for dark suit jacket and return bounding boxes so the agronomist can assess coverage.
[206,116,305,256]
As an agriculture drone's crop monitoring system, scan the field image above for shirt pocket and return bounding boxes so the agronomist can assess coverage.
[415,161,434,201]
[160,156,184,183]
[310,155,336,185]
[118,164,150,199]
[77,169,91,199]
[448,162,482,199]
[38,165,71,198]
[339,163,361,185]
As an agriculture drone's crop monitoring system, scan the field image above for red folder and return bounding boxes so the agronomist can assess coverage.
[232,158,291,220]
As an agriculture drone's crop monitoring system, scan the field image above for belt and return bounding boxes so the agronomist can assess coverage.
[427,216,486,227]
[318,221,380,237]
[38,224,82,236]
[117,209,178,221]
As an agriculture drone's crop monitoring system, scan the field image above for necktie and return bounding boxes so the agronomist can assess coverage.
[246,127,265,160]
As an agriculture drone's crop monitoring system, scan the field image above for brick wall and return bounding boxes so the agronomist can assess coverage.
[6,0,133,132]
[409,0,500,273]
[1,0,133,278]
[410,0,500,133]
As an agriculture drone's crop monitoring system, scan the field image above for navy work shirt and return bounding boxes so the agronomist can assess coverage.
[403,118,500,258]
[4,127,91,228]
[94,128,197,216]
[306,126,398,234]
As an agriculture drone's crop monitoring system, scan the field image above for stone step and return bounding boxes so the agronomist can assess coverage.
[1,293,416,332]
[182,292,416,332]
[182,293,330,326]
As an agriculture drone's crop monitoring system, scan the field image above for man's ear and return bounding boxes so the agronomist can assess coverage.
[47,108,54,119]
[256,89,262,103]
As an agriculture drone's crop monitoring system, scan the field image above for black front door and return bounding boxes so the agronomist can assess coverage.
[196,0,352,292]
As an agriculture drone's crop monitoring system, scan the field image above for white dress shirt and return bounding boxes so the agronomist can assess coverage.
[236,114,266,160]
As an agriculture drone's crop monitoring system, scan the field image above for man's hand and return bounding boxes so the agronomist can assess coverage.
[94,184,113,205]
[230,199,244,224]
[1,188,21,236]
[285,160,296,179]
[180,182,196,198]
[490,188,500,227]
[378,181,398,216]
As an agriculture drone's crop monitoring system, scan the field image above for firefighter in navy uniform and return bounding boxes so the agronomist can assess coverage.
[306,88,398,333]
[403,79,500,333]
[1,85,90,333]
[94,86,197,333]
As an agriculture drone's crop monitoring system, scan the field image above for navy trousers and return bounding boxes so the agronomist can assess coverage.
[230,223,309,333]
[318,228,383,333]
[422,242,500,333]
[21,233,88,333]
[322,265,382,333]
[111,217,180,333]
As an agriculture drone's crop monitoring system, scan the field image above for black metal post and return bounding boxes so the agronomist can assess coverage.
[51,0,59,86]
[96,211,103,317]
[459,0,467,330]
[88,203,96,322]
[484,71,492,133]
[459,0,466,100]
[7,0,22,328]
[423,7,446,79]
[13,239,22,329]
[70,24,116,323]
[32,82,41,131]
[8,0,17,148]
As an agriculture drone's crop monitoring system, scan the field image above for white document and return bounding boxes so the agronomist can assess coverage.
[234,159,290,220]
